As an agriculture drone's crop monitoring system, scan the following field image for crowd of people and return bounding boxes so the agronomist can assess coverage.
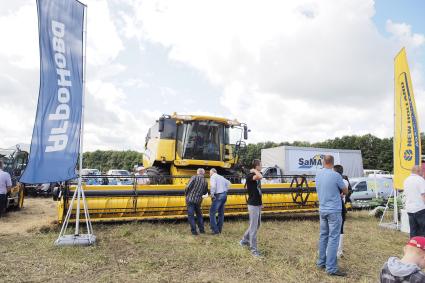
[3,153,425,280]
[184,156,425,280]
[184,159,263,257]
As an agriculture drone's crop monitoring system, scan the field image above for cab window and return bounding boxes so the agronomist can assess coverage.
[355,181,367,192]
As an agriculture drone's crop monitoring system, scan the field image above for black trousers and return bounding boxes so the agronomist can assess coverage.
[408,209,425,238]
[341,201,347,234]
[0,194,7,217]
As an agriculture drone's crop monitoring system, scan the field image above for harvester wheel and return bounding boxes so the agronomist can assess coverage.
[146,166,170,184]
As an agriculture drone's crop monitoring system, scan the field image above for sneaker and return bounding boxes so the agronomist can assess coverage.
[327,270,346,277]
[239,240,249,247]
[191,231,199,236]
[251,250,262,257]
[199,231,205,234]
[317,265,325,270]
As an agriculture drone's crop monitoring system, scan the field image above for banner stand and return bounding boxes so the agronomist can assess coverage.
[55,4,95,247]
[379,188,399,231]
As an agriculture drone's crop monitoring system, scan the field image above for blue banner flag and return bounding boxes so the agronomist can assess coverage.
[21,0,86,184]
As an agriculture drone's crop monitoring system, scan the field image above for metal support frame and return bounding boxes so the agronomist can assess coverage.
[379,188,399,230]
[55,5,95,246]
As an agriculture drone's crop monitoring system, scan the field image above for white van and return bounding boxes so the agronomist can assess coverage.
[349,177,393,201]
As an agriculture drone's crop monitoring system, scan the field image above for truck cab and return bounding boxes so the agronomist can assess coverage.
[261,166,284,184]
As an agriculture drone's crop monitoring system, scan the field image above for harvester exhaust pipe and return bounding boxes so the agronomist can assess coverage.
[159,117,165,132]
[243,125,249,140]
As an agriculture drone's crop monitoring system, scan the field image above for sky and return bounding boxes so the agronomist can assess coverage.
[0,0,424,152]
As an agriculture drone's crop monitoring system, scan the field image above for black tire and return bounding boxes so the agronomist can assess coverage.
[222,169,242,184]
[52,186,60,201]
[146,166,171,184]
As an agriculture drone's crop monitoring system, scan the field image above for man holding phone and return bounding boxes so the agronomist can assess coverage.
[240,159,263,257]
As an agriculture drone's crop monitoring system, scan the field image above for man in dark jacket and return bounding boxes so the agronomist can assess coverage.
[185,168,208,235]
[240,159,263,257]
[380,236,425,282]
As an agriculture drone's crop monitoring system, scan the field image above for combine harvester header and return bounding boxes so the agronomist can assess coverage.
[54,113,319,223]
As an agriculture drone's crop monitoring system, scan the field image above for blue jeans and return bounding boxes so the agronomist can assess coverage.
[187,202,204,234]
[209,192,227,233]
[317,211,342,273]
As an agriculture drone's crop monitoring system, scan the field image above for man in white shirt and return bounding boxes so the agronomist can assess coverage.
[0,160,12,217]
[209,168,231,234]
[135,166,150,185]
[404,165,425,238]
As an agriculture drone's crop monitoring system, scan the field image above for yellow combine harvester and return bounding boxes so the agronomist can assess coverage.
[143,113,248,183]
[0,145,27,210]
[55,114,319,223]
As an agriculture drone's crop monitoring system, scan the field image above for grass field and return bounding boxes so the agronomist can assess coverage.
[0,199,408,283]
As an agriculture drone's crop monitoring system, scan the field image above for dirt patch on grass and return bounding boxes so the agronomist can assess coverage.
[0,197,57,236]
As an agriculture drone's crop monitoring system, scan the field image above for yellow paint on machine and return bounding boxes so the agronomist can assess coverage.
[57,182,318,223]
[394,48,422,190]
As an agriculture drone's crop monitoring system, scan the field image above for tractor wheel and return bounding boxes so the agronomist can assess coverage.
[146,166,171,184]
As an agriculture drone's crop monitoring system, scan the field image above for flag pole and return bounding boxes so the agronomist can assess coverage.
[80,3,95,239]
[55,3,95,246]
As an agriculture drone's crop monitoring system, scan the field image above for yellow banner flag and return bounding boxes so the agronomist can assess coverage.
[394,48,421,190]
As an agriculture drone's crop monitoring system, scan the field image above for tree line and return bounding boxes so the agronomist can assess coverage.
[82,134,425,173]
[82,150,143,172]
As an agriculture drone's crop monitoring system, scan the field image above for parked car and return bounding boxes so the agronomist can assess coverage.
[81,168,103,185]
[106,169,132,185]
[349,177,393,202]
[363,169,393,178]
[26,183,53,197]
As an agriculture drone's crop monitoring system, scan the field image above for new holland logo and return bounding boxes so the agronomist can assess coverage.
[404,149,413,161]
[298,154,324,169]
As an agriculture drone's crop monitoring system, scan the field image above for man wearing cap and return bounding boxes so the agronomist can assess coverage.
[135,166,150,185]
[404,165,425,238]
[380,236,425,282]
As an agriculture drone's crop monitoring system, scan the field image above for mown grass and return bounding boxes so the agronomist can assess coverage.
[0,211,407,283]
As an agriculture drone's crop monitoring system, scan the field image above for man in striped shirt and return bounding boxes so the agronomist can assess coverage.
[185,168,208,235]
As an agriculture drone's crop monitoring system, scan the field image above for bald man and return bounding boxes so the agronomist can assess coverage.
[404,166,425,238]
[315,155,348,276]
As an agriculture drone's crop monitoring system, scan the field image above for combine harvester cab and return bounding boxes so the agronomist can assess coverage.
[55,113,319,223]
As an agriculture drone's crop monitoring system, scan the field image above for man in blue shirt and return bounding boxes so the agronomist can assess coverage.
[315,155,348,276]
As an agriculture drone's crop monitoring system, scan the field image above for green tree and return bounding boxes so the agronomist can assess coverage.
[82,150,143,172]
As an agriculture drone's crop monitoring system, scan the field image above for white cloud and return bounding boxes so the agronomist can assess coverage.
[386,20,425,50]
[1,0,425,153]
[121,0,425,143]
[0,0,135,150]
[84,80,159,151]
[0,3,38,69]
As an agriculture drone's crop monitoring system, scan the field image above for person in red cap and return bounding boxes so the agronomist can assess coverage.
[380,236,425,282]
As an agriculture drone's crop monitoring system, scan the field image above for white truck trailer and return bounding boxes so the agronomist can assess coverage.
[261,146,363,182]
